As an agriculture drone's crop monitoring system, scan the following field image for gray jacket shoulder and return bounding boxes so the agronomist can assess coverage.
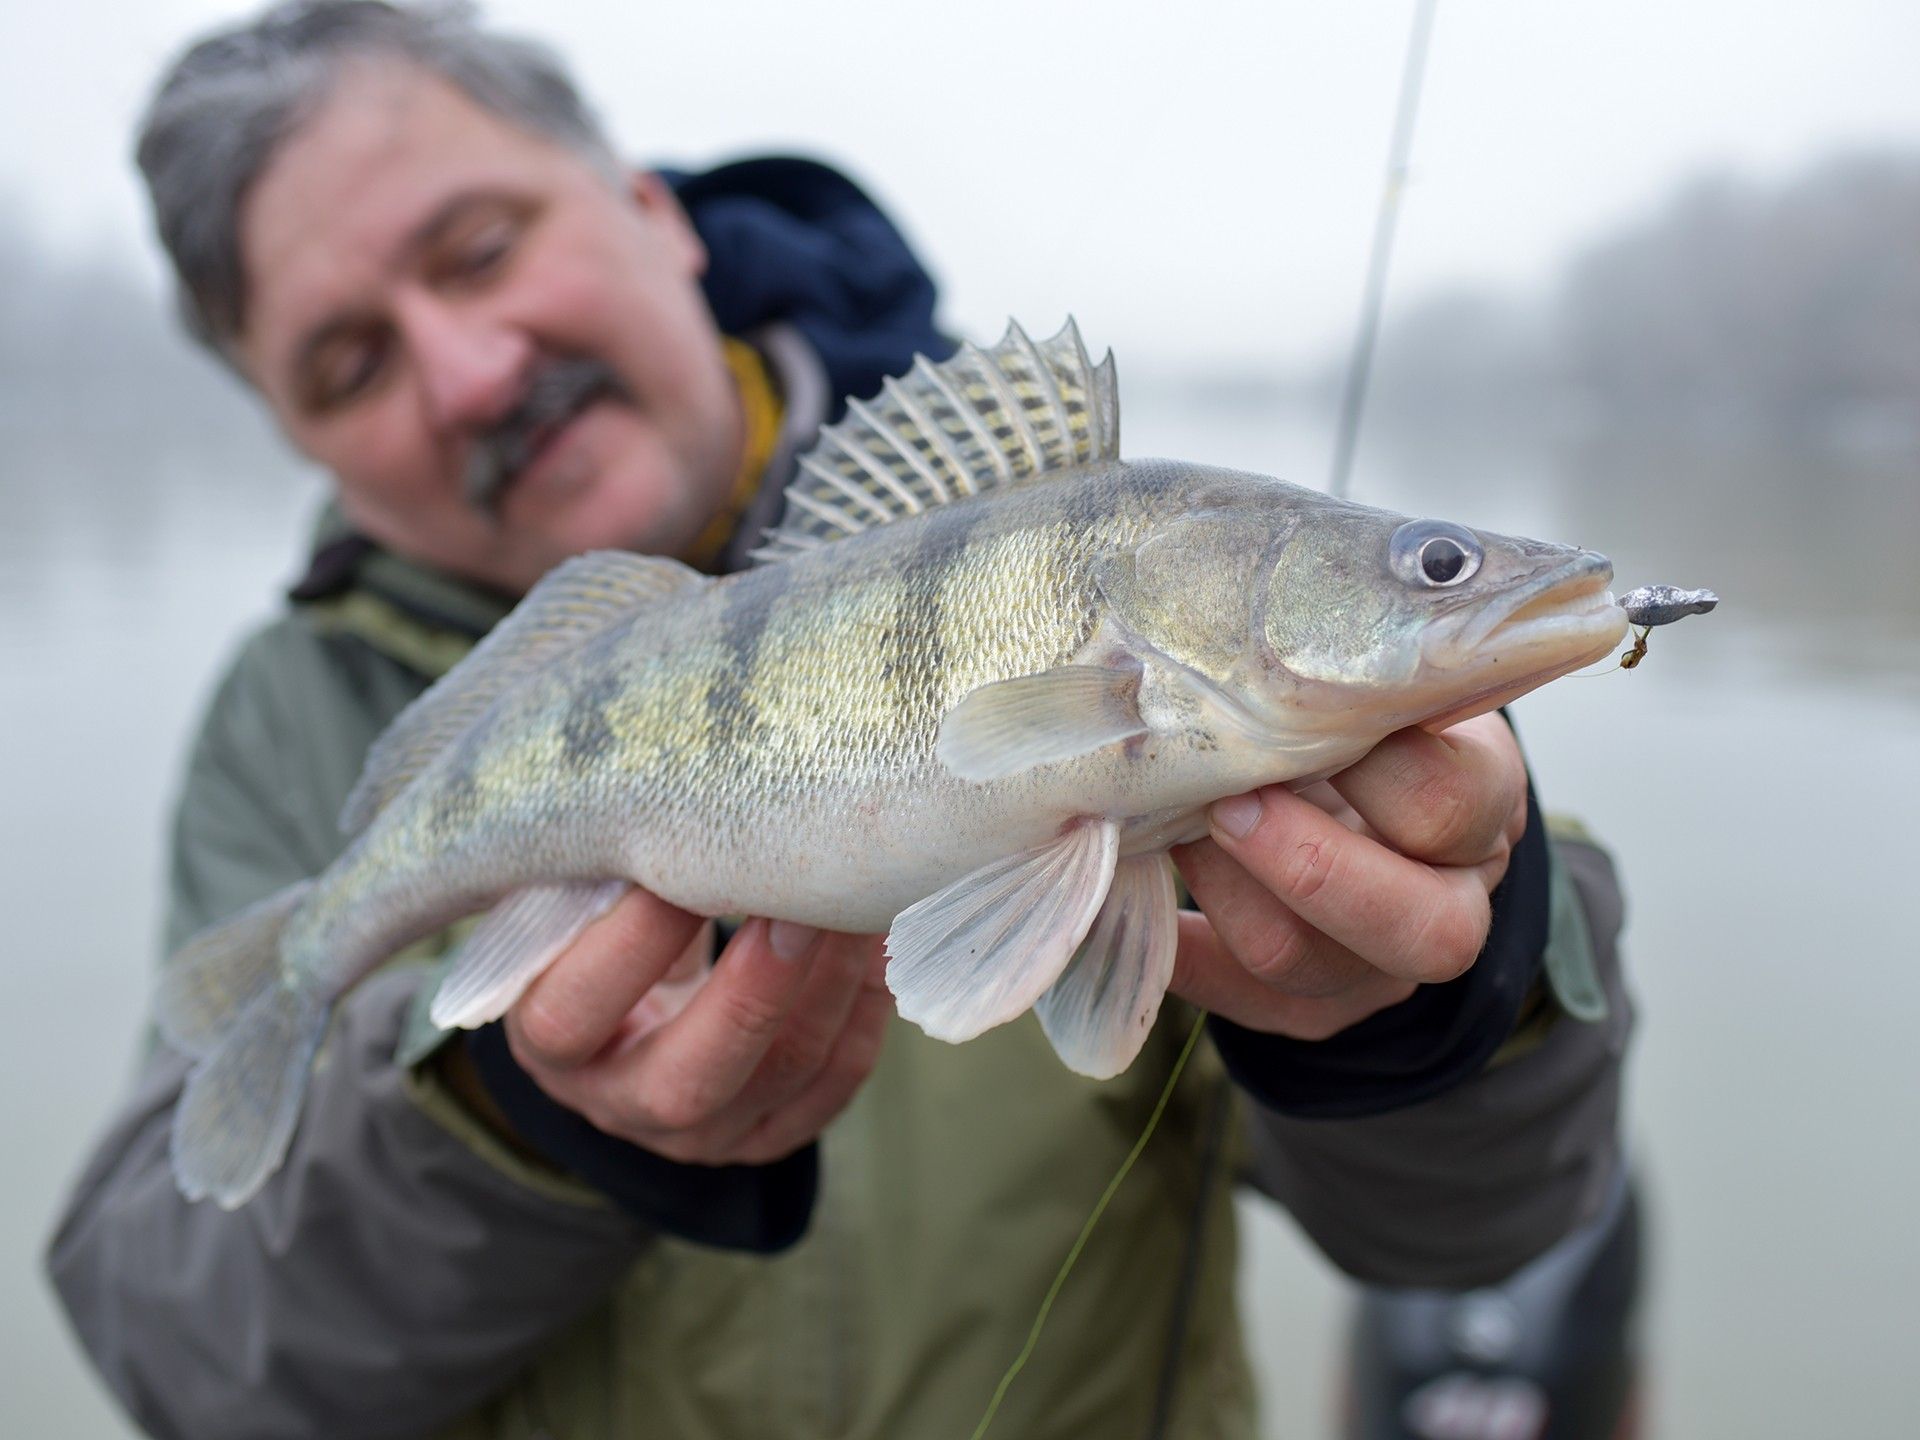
[165,611,429,947]
[48,606,653,1440]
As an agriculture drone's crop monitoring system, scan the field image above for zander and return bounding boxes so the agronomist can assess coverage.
[159,320,1628,1208]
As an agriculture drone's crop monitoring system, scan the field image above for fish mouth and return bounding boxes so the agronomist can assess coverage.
[1408,554,1626,733]
[1429,551,1624,667]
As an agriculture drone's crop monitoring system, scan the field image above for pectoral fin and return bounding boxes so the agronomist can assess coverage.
[1035,853,1179,1078]
[935,663,1147,782]
[886,820,1120,1043]
[430,880,628,1029]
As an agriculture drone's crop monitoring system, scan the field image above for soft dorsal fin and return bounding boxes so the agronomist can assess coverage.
[751,318,1119,562]
[339,552,708,833]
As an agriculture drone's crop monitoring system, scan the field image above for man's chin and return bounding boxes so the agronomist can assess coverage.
[490,438,718,578]
[514,490,697,578]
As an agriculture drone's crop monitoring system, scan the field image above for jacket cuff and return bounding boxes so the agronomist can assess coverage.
[1208,772,1550,1120]
[465,1021,817,1253]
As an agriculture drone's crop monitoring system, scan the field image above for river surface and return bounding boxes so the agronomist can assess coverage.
[3,401,1914,1437]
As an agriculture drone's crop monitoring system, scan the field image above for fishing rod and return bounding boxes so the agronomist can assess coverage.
[1328,0,1438,500]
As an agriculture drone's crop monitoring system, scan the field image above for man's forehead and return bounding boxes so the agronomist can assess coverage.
[237,62,571,376]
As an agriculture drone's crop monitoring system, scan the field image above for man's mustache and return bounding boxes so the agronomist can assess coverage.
[463,357,625,512]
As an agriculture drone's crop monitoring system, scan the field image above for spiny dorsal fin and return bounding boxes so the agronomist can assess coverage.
[339,552,708,833]
[751,318,1119,562]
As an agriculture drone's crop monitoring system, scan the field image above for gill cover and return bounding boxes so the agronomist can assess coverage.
[1091,505,1290,683]
[1260,506,1432,690]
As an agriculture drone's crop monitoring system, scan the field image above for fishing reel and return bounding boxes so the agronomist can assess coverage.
[1340,1170,1645,1440]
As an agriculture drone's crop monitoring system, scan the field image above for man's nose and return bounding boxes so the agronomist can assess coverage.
[395,291,532,434]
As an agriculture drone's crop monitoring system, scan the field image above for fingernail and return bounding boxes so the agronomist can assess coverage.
[768,920,819,962]
[1212,791,1264,840]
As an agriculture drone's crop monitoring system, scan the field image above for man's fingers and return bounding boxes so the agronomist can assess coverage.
[731,984,894,1165]
[1207,785,1493,985]
[508,887,705,1070]
[589,917,819,1132]
[731,932,883,1114]
[623,921,717,1041]
[1328,714,1526,867]
[1172,838,1377,999]
[1170,911,1415,1040]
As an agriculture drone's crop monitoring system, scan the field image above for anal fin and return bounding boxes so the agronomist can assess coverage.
[430,880,628,1029]
[886,820,1119,1043]
[1035,852,1179,1078]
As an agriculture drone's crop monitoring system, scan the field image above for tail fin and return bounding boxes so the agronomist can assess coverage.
[156,882,311,1056]
[157,883,330,1208]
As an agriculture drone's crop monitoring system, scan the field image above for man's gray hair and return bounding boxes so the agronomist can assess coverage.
[137,0,622,351]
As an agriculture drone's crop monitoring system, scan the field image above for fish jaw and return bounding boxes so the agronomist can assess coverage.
[1411,552,1627,731]
[1436,550,1622,658]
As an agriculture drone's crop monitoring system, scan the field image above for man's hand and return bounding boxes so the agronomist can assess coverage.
[1170,712,1529,1041]
[474,890,892,1166]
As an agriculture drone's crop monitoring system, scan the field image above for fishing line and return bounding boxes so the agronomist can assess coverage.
[1328,0,1440,501]
[1564,625,1659,678]
[969,1008,1210,1440]
[1564,658,1630,679]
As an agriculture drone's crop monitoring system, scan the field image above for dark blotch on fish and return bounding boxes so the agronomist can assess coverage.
[428,736,486,832]
[560,670,624,768]
[704,566,786,763]
[888,501,990,728]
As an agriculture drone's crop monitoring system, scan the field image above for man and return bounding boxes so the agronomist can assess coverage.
[46,4,1632,1438]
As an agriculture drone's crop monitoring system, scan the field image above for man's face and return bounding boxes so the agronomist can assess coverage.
[236,62,743,594]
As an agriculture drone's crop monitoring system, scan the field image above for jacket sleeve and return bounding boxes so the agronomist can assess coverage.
[1232,826,1633,1290]
[44,628,653,1440]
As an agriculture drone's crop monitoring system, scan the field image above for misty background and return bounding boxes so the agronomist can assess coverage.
[3,2,1917,1437]
[7,144,1916,664]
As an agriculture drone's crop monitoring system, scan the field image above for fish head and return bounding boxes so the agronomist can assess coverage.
[1253,498,1627,733]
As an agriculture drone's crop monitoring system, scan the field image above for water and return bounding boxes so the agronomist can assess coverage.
[3,410,1916,1437]
[1130,398,1920,1437]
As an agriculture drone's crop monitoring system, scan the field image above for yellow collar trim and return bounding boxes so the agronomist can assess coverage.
[682,336,784,572]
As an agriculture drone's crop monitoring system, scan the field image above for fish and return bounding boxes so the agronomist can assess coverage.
[158,319,1629,1208]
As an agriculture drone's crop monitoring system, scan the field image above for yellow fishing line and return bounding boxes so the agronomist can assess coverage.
[969,1009,1211,1440]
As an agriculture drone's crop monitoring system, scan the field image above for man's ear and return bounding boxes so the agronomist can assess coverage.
[628,169,708,278]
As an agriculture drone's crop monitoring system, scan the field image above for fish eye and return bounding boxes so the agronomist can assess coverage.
[1390,519,1483,589]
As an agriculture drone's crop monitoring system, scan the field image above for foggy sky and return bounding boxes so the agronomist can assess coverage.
[2,0,1916,370]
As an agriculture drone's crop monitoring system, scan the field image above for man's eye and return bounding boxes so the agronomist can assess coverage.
[311,335,389,410]
[438,219,518,285]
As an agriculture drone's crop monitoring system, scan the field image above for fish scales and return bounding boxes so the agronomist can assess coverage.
[277,465,1174,982]
[158,320,1635,1207]
[500,457,1590,948]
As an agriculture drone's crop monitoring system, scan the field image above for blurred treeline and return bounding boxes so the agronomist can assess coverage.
[0,203,303,535]
[0,215,261,439]
[1368,149,1920,449]
[1306,150,1918,637]
[3,150,1914,631]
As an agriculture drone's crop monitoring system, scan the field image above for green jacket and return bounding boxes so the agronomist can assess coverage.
[47,461,1631,1440]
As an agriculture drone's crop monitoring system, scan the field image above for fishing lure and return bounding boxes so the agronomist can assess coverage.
[1616,585,1719,669]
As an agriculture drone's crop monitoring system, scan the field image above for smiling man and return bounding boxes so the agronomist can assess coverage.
[239,68,744,591]
[46,5,1632,1439]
